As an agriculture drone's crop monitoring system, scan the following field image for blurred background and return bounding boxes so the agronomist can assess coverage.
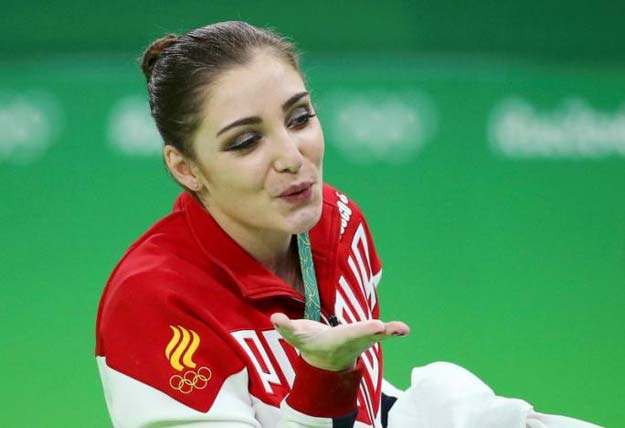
[1,1,623,426]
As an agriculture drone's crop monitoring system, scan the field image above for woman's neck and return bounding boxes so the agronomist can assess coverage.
[275,237,304,293]
[234,229,304,293]
[229,224,292,270]
[205,204,302,289]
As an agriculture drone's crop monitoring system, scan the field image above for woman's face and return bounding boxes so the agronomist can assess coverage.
[190,50,325,237]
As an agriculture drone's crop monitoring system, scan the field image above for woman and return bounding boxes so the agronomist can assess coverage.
[96,21,409,428]
[96,21,602,428]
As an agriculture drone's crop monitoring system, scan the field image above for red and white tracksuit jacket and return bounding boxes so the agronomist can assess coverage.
[95,184,397,428]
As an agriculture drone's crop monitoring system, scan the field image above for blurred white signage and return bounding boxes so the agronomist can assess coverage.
[321,91,436,164]
[108,95,163,156]
[0,91,61,164]
[490,98,625,159]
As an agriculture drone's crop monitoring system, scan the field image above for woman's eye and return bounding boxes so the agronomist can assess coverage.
[226,133,261,152]
[288,107,316,129]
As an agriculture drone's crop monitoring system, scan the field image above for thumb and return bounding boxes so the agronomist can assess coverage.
[270,312,292,330]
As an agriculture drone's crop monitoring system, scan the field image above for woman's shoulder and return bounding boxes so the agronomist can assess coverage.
[321,182,366,213]
[320,182,370,231]
[310,183,376,264]
[115,216,190,276]
[100,195,207,304]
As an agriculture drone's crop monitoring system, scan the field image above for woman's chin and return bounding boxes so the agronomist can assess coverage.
[287,204,323,234]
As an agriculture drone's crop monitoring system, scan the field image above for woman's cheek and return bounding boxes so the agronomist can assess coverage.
[243,158,273,192]
[301,129,324,164]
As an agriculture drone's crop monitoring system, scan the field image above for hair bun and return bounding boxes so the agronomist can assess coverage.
[140,34,178,81]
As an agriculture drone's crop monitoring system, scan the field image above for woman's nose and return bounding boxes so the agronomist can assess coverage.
[273,130,304,173]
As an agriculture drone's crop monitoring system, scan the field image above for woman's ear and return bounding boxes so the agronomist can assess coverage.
[163,145,203,191]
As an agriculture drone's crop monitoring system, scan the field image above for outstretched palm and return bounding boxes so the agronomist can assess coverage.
[271,313,410,371]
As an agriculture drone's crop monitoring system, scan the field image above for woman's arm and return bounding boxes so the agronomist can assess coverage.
[98,315,408,428]
[272,313,409,428]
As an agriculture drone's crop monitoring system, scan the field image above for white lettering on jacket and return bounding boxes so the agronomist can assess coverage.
[335,221,382,427]
[336,192,352,238]
[347,223,377,311]
[231,330,294,394]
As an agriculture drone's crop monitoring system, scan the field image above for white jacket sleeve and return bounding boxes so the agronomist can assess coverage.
[98,357,260,428]
[98,356,362,428]
[386,361,603,428]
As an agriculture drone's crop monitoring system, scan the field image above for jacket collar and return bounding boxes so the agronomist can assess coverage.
[173,188,339,303]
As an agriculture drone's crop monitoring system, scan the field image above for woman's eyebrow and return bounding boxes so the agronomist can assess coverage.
[216,91,310,137]
[216,116,260,137]
[281,91,309,112]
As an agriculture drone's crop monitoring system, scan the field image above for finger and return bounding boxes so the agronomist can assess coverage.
[270,313,311,346]
[337,320,409,352]
[333,319,386,343]
[270,312,293,331]
[382,321,410,337]
[334,323,391,357]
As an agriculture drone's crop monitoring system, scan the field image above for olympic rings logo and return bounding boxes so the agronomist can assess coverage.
[169,366,212,394]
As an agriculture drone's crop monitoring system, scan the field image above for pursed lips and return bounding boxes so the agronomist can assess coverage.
[277,181,314,197]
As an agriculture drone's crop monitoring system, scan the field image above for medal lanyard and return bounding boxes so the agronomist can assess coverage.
[296,233,321,321]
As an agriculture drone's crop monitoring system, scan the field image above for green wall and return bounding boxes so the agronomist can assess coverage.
[1,2,623,427]
[2,0,624,63]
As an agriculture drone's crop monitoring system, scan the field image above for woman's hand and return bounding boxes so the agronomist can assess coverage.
[270,313,410,372]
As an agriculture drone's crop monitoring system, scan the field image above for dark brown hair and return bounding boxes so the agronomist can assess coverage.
[140,21,300,159]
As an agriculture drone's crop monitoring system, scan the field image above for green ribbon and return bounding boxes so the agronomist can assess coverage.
[297,233,320,321]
